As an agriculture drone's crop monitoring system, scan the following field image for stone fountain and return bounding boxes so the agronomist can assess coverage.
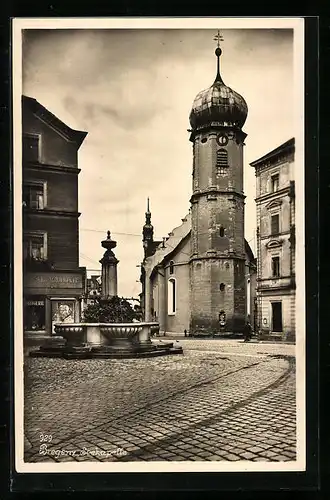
[31,231,183,359]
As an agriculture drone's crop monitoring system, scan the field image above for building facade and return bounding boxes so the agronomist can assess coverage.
[251,138,296,341]
[141,42,256,336]
[22,95,87,337]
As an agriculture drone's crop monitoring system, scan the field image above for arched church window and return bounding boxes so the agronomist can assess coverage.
[169,260,174,274]
[168,278,176,315]
[219,226,225,237]
[219,283,225,291]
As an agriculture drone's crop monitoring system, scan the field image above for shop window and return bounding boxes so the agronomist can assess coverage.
[169,260,174,274]
[271,174,279,192]
[24,299,45,331]
[24,232,47,262]
[52,301,75,324]
[23,134,40,163]
[23,183,46,209]
[271,256,280,278]
[271,214,280,235]
[168,278,176,315]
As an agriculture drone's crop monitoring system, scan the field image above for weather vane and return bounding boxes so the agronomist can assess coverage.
[213,29,224,48]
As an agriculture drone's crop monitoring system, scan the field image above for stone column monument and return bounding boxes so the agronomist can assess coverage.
[99,231,119,298]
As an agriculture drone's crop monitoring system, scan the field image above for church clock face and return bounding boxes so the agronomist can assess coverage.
[216,134,228,146]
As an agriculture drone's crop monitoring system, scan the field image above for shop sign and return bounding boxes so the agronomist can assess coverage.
[25,273,83,289]
[26,300,44,306]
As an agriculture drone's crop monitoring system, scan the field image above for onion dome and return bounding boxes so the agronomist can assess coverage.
[189,44,248,131]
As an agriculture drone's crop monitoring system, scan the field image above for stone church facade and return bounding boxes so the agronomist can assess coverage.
[140,43,256,336]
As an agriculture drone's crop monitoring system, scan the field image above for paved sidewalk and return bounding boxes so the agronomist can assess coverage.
[24,339,296,463]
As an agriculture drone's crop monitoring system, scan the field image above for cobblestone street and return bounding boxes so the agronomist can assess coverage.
[23,339,296,463]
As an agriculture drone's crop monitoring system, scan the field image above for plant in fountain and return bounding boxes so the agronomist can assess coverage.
[82,295,138,323]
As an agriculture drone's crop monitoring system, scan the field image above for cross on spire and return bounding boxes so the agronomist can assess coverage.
[213,29,224,49]
[213,29,224,83]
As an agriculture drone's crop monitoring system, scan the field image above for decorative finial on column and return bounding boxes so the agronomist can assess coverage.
[102,230,117,251]
[213,29,224,84]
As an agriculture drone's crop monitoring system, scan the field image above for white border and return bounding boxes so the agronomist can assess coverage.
[13,16,305,474]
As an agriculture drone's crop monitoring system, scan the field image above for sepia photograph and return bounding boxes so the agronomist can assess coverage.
[13,17,305,473]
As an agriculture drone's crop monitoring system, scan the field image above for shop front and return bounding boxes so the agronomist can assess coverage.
[24,297,46,332]
[24,270,86,336]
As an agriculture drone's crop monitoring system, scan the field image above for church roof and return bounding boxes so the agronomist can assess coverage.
[189,80,248,131]
[144,211,256,277]
[244,239,256,265]
[144,212,191,274]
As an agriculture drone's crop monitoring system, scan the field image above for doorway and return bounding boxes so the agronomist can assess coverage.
[271,302,283,332]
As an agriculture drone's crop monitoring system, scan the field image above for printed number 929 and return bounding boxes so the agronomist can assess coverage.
[39,433,52,443]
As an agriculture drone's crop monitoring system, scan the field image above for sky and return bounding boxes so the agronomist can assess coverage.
[22,27,294,298]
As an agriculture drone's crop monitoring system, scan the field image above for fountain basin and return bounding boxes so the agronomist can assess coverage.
[30,322,183,359]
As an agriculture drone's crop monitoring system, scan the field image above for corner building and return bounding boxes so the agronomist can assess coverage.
[22,95,87,337]
[141,45,256,336]
[251,138,296,341]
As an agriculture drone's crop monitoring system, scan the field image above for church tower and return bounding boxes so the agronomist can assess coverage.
[142,197,154,259]
[189,32,248,335]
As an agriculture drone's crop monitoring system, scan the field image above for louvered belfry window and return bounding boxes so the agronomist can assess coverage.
[216,149,228,175]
